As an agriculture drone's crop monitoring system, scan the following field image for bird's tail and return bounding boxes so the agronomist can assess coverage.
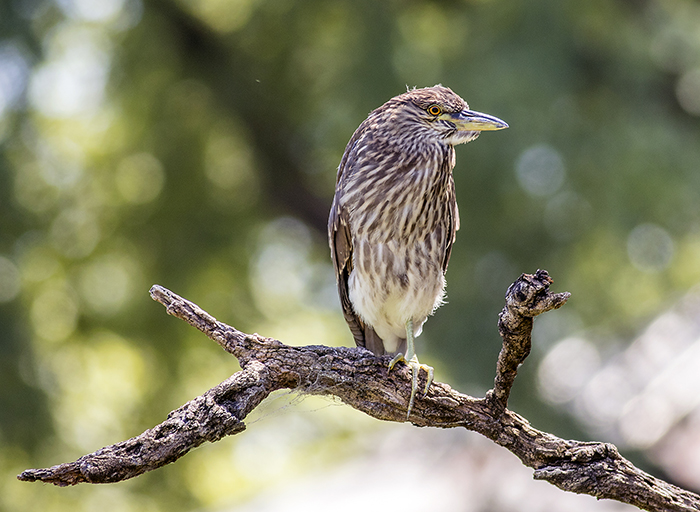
[362,326,406,356]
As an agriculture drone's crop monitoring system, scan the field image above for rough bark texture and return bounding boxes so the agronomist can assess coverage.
[17,270,700,512]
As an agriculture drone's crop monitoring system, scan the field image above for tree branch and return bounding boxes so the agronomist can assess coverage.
[17,271,700,511]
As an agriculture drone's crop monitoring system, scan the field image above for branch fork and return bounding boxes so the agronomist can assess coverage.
[17,270,700,512]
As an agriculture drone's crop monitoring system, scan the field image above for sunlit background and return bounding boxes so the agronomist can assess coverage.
[2,0,700,510]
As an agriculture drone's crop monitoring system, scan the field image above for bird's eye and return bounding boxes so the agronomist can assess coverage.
[427,105,442,116]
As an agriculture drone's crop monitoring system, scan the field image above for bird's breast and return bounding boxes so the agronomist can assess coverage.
[348,235,447,344]
[344,162,450,238]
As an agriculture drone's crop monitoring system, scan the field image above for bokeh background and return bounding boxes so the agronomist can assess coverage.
[2,0,700,510]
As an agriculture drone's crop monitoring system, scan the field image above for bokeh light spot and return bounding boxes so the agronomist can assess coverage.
[251,217,313,317]
[0,256,21,302]
[50,208,100,259]
[538,337,600,404]
[619,392,674,449]
[515,144,566,197]
[627,223,674,273]
[676,68,700,116]
[650,28,694,73]
[56,0,127,22]
[204,128,260,211]
[181,0,257,33]
[18,243,61,284]
[0,41,30,117]
[31,282,79,343]
[204,131,254,190]
[115,152,165,204]
[79,254,135,315]
[577,366,636,429]
[50,331,150,450]
[29,27,110,118]
[13,162,61,214]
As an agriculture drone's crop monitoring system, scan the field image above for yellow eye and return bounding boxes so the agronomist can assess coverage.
[428,105,442,116]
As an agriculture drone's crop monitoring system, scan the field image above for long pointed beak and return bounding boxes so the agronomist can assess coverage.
[447,109,508,131]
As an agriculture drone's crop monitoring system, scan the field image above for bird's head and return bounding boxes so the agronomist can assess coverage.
[384,85,508,146]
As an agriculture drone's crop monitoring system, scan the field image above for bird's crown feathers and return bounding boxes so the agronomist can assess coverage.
[398,85,468,113]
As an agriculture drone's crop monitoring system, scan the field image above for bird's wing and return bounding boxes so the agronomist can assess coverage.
[328,199,385,354]
[442,178,460,273]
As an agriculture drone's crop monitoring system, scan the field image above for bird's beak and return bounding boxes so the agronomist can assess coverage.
[445,109,508,131]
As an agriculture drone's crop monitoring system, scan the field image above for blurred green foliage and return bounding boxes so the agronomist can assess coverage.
[1,0,700,509]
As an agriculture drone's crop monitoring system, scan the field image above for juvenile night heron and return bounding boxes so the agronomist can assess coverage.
[328,85,508,416]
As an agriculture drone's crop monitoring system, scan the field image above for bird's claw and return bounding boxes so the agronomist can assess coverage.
[388,353,434,418]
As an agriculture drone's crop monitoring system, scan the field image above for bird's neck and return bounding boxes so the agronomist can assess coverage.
[346,143,455,243]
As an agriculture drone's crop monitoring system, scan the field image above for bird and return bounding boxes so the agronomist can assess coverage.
[328,85,508,417]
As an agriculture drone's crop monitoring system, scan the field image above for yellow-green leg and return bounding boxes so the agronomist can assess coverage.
[388,319,434,418]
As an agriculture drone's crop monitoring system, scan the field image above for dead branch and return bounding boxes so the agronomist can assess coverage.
[17,270,700,511]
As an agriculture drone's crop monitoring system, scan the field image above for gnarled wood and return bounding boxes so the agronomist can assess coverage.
[18,271,700,512]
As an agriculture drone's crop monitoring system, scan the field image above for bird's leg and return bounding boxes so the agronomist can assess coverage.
[388,319,434,418]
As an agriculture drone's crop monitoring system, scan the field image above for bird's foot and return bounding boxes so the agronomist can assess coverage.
[388,353,434,418]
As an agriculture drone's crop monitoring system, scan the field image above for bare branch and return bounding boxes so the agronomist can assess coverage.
[18,365,267,486]
[17,272,700,512]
